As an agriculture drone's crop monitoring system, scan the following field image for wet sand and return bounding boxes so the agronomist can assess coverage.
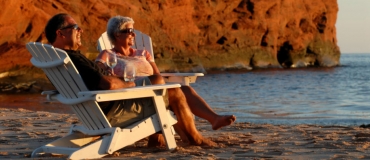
[0,105,369,159]
[0,94,72,114]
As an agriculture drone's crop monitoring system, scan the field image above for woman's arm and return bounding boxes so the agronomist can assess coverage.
[143,50,161,75]
[149,61,161,75]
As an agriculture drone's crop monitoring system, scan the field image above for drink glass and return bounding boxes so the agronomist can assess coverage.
[106,52,117,75]
[124,65,136,82]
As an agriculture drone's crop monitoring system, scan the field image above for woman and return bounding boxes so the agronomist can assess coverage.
[96,16,236,131]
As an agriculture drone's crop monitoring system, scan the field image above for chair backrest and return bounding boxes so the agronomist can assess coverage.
[26,42,112,130]
[97,30,154,61]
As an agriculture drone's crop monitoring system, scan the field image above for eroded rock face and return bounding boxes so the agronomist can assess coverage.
[0,0,340,74]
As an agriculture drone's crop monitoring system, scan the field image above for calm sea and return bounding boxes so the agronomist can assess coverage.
[192,53,370,126]
[1,53,369,126]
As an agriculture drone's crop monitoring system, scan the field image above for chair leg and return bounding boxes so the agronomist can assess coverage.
[31,133,109,159]
[153,96,177,150]
[71,110,178,159]
[30,109,177,159]
[31,147,44,158]
[106,112,177,154]
[68,137,110,159]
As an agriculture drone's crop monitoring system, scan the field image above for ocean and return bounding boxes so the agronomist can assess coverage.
[191,53,370,126]
[1,53,369,126]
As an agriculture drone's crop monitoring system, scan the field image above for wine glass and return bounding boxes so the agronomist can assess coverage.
[106,52,117,75]
[124,64,136,82]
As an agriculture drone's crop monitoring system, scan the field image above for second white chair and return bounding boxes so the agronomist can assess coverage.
[97,30,204,86]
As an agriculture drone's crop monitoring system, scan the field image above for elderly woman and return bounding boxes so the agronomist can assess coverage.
[96,16,236,132]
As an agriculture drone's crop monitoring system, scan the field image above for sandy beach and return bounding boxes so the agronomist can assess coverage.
[0,107,369,160]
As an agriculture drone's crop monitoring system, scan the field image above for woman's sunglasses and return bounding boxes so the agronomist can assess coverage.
[60,24,81,31]
[119,28,135,34]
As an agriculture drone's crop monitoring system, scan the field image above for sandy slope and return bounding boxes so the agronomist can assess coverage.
[0,108,369,159]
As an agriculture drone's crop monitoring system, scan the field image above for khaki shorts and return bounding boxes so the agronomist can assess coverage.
[106,77,169,127]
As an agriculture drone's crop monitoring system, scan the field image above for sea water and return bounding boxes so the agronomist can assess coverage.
[1,54,369,126]
[191,53,370,126]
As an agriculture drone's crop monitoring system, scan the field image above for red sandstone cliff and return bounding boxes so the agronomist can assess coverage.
[0,0,340,76]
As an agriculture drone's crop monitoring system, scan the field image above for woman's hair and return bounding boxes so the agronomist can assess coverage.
[106,16,134,43]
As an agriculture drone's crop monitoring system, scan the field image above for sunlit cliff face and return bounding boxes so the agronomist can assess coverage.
[0,0,339,74]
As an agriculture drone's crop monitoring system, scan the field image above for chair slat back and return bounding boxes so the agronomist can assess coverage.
[97,32,114,53]
[26,42,112,130]
[133,30,145,49]
[97,30,155,61]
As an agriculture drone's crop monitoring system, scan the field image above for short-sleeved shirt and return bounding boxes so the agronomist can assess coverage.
[95,49,154,78]
[65,50,109,90]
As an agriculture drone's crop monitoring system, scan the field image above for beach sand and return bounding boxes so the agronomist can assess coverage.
[0,107,369,159]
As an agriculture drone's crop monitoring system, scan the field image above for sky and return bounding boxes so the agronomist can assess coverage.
[336,0,370,53]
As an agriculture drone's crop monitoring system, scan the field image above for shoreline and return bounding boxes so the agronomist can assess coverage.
[1,94,369,127]
[0,107,369,159]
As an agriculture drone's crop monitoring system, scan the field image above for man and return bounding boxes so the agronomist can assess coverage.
[44,13,215,146]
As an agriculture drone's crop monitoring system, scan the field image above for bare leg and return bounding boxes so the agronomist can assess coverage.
[181,86,236,130]
[147,75,215,146]
[148,74,165,84]
[167,87,216,146]
[149,75,235,130]
[147,133,166,147]
[147,125,190,148]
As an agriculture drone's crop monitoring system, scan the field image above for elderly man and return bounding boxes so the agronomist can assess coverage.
[44,13,215,146]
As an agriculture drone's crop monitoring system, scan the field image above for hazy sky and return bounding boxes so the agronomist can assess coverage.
[337,0,370,53]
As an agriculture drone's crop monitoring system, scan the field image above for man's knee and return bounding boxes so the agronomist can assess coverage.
[168,88,183,97]
[168,88,186,103]
[148,75,165,84]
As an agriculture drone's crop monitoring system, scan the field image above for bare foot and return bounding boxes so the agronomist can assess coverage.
[147,134,166,147]
[173,124,190,143]
[190,137,217,147]
[200,138,217,147]
[212,115,236,130]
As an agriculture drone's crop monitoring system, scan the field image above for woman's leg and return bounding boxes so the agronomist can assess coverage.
[167,87,216,146]
[180,86,236,130]
[147,75,215,146]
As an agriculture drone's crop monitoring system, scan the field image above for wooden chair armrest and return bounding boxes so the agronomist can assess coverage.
[42,84,180,105]
[160,73,204,86]
[160,73,204,77]
[78,84,181,102]
[41,90,59,101]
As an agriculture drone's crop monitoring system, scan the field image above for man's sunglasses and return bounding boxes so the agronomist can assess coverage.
[60,24,81,30]
[119,28,135,34]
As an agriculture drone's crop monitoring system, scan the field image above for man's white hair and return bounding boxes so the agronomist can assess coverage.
[107,16,134,44]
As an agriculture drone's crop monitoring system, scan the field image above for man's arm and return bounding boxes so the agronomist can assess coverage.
[99,76,135,90]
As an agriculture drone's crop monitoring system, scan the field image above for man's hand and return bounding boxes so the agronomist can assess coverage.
[122,81,135,88]
[99,76,135,90]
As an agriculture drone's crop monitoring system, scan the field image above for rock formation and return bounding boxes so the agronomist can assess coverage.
[0,0,340,76]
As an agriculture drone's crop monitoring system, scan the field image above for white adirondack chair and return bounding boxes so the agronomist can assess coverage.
[97,30,204,86]
[26,42,180,159]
